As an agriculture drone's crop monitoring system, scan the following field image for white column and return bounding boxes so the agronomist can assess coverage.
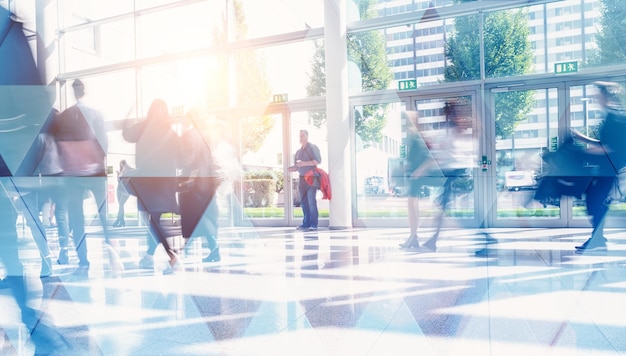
[35,0,58,87]
[325,0,352,229]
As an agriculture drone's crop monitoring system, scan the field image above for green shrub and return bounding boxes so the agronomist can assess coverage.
[243,179,275,207]
[274,172,284,193]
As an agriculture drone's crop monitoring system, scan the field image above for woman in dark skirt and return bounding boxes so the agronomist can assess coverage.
[123,99,182,271]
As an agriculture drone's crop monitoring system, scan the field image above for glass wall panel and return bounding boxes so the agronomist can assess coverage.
[355,101,405,220]
[414,97,477,222]
[134,0,183,11]
[370,0,456,20]
[544,0,596,74]
[62,18,135,72]
[237,0,323,39]
[528,4,548,74]
[495,88,559,220]
[136,1,218,59]
[66,71,137,124]
[488,1,622,78]
[239,113,285,219]
[60,0,134,25]
[238,40,320,102]
[385,19,448,89]
[364,0,623,87]
[139,55,219,114]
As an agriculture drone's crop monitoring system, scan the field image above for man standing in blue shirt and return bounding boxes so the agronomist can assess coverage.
[288,130,321,231]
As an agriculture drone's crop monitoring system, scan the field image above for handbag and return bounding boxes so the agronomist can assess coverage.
[304,169,321,189]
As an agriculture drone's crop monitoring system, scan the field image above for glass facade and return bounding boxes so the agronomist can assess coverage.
[6,0,621,228]
[4,2,626,354]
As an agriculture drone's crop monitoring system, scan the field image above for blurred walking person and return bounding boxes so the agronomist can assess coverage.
[399,111,432,249]
[51,79,123,276]
[113,159,133,227]
[572,81,626,253]
[178,111,222,263]
[404,99,477,252]
[123,98,182,272]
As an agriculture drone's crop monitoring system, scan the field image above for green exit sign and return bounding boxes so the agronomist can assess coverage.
[554,61,578,74]
[400,145,407,158]
[550,136,558,151]
[272,93,288,103]
[398,79,417,91]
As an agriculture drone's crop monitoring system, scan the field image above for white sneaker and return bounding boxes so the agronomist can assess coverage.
[105,244,125,277]
[139,254,154,269]
[163,253,184,275]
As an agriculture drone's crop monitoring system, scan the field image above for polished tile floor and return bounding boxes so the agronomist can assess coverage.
[2,224,626,355]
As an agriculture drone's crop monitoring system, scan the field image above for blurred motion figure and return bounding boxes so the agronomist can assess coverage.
[123,98,182,271]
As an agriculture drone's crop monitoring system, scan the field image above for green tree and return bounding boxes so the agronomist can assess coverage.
[445,3,534,138]
[306,0,393,145]
[211,0,273,154]
[589,0,626,66]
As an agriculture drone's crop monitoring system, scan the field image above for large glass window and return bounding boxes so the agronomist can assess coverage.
[355,101,405,220]
[234,40,320,102]
[236,0,323,38]
[233,113,285,220]
[60,0,134,25]
[414,96,477,222]
[385,19,448,88]
[495,88,559,220]
[139,56,220,113]
[62,17,135,72]
[136,1,218,59]
[370,0,456,20]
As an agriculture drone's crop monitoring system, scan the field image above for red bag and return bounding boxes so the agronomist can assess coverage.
[56,139,105,176]
[53,106,106,176]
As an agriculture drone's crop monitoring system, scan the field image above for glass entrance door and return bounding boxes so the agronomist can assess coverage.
[228,108,329,228]
[490,85,567,227]
[412,94,481,229]
[352,92,481,229]
[228,112,287,226]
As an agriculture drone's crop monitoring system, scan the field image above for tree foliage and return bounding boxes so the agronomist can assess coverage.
[589,0,626,66]
[211,0,273,154]
[445,2,534,138]
[306,0,393,145]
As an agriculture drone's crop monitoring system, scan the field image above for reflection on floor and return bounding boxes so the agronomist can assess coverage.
[2,225,626,355]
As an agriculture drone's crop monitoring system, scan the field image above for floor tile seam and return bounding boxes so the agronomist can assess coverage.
[572,270,624,352]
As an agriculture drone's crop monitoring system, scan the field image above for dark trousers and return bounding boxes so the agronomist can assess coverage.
[299,177,318,228]
[586,176,615,236]
[130,177,179,256]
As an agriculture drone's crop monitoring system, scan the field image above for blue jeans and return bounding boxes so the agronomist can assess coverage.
[299,178,318,228]
[55,177,110,266]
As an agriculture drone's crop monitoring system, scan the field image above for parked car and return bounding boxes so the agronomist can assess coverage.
[364,176,387,195]
[505,170,537,191]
